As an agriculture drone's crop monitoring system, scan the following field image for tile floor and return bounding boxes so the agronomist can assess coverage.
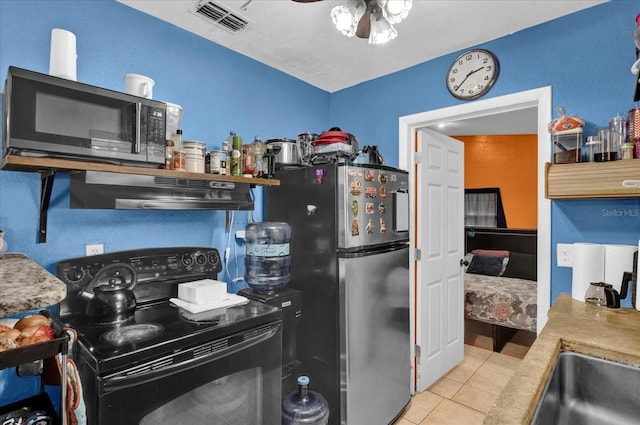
[394,320,536,425]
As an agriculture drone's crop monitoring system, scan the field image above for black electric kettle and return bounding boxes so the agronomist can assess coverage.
[80,262,138,323]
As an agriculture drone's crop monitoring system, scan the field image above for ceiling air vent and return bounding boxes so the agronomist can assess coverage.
[193,0,250,33]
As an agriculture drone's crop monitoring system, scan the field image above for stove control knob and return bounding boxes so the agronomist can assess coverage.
[182,255,194,267]
[208,251,221,271]
[89,264,102,278]
[66,268,84,282]
[195,253,206,265]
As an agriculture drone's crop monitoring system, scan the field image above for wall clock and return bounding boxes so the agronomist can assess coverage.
[446,49,499,100]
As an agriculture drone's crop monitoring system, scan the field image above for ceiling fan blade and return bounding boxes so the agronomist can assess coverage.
[291,0,323,2]
[356,9,371,38]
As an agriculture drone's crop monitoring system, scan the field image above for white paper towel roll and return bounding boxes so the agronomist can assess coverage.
[49,28,77,81]
[572,243,605,301]
[604,244,638,293]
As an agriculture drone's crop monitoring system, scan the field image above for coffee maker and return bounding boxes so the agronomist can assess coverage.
[238,287,302,396]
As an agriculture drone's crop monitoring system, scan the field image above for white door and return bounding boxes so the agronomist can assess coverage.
[415,127,465,392]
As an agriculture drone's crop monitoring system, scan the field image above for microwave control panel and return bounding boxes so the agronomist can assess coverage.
[143,105,167,161]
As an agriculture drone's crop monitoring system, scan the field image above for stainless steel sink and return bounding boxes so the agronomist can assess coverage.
[531,351,640,425]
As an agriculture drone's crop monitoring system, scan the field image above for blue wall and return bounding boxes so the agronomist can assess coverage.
[0,0,330,294]
[1,0,639,409]
[330,0,640,303]
[0,0,638,322]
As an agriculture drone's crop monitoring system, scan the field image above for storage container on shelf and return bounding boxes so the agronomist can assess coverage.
[164,102,183,140]
[183,140,206,173]
[244,222,291,292]
[552,128,582,163]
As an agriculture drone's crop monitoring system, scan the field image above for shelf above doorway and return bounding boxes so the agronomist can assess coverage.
[545,160,640,199]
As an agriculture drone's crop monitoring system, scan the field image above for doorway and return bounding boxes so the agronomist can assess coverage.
[398,87,552,391]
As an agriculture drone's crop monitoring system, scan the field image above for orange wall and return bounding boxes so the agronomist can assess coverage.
[453,134,537,229]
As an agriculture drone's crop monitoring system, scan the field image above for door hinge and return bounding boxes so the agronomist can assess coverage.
[414,152,422,164]
[414,248,421,261]
[415,344,421,362]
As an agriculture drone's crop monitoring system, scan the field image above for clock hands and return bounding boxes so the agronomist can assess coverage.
[454,66,485,92]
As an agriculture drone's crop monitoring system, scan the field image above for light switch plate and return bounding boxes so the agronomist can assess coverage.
[557,243,573,267]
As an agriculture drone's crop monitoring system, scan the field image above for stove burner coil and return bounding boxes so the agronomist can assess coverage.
[100,323,164,346]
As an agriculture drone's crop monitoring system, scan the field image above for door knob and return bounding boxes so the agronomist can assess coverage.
[460,258,469,267]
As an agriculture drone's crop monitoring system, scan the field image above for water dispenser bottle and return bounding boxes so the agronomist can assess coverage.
[282,376,329,425]
[245,222,291,292]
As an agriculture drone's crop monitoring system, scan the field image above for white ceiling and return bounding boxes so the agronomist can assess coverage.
[118,0,605,93]
[117,0,605,135]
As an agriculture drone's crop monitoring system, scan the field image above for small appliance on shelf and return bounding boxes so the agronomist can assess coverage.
[548,107,585,164]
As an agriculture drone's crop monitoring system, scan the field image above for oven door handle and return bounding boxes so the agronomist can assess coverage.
[101,322,281,393]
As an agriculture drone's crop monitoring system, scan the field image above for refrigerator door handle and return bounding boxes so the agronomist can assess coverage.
[393,189,410,233]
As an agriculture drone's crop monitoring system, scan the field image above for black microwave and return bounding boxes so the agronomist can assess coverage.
[2,66,166,167]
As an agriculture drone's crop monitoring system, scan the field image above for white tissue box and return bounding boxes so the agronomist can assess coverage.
[178,279,227,304]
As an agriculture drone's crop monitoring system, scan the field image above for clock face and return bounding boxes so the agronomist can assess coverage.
[446,49,499,100]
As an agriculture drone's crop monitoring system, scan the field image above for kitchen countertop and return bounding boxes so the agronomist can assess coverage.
[0,253,67,316]
[484,294,640,425]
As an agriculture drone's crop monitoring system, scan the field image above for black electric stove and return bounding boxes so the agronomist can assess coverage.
[56,247,281,374]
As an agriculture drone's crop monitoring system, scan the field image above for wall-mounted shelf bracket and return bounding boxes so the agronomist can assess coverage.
[0,155,280,243]
[38,170,55,244]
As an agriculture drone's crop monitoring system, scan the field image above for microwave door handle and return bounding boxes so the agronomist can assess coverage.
[134,102,141,154]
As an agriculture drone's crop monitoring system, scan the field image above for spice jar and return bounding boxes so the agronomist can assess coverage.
[172,129,186,171]
[621,143,635,160]
[243,143,256,176]
[209,150,222,174]
[164,139,174,169]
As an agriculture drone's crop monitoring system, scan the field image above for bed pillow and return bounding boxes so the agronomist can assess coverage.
[501,252,537,281]
[471,249,510,258]
[466,254,504,276]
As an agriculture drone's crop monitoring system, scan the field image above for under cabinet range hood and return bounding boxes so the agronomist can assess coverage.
[70,171,254,210]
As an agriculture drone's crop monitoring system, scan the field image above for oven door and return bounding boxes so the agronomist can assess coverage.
[92,321,282,425]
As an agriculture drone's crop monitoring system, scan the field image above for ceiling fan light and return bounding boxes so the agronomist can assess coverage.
[368,12,397,45]
[331,0,366,37]
[381,0,412,24]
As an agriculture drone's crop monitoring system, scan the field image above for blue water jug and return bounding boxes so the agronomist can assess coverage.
[282,376,329,425]
[244,222,291,292]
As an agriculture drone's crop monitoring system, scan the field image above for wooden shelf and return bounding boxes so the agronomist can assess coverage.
[545,160,640,199]
[0,155,280,186]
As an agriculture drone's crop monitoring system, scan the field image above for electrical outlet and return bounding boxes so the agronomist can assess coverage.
[557,243,573,267]
[86,243,104,256]
[232,211,248,226]
[235,230,246,239]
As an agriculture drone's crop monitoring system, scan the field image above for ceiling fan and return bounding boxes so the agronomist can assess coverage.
[292,0,413,45]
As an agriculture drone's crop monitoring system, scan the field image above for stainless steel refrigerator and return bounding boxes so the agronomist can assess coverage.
[266,163,411,425]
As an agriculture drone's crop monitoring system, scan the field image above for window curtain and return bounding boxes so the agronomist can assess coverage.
[464,188,507,228]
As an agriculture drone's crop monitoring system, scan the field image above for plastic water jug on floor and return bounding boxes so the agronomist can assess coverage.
[282,376,329,425]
